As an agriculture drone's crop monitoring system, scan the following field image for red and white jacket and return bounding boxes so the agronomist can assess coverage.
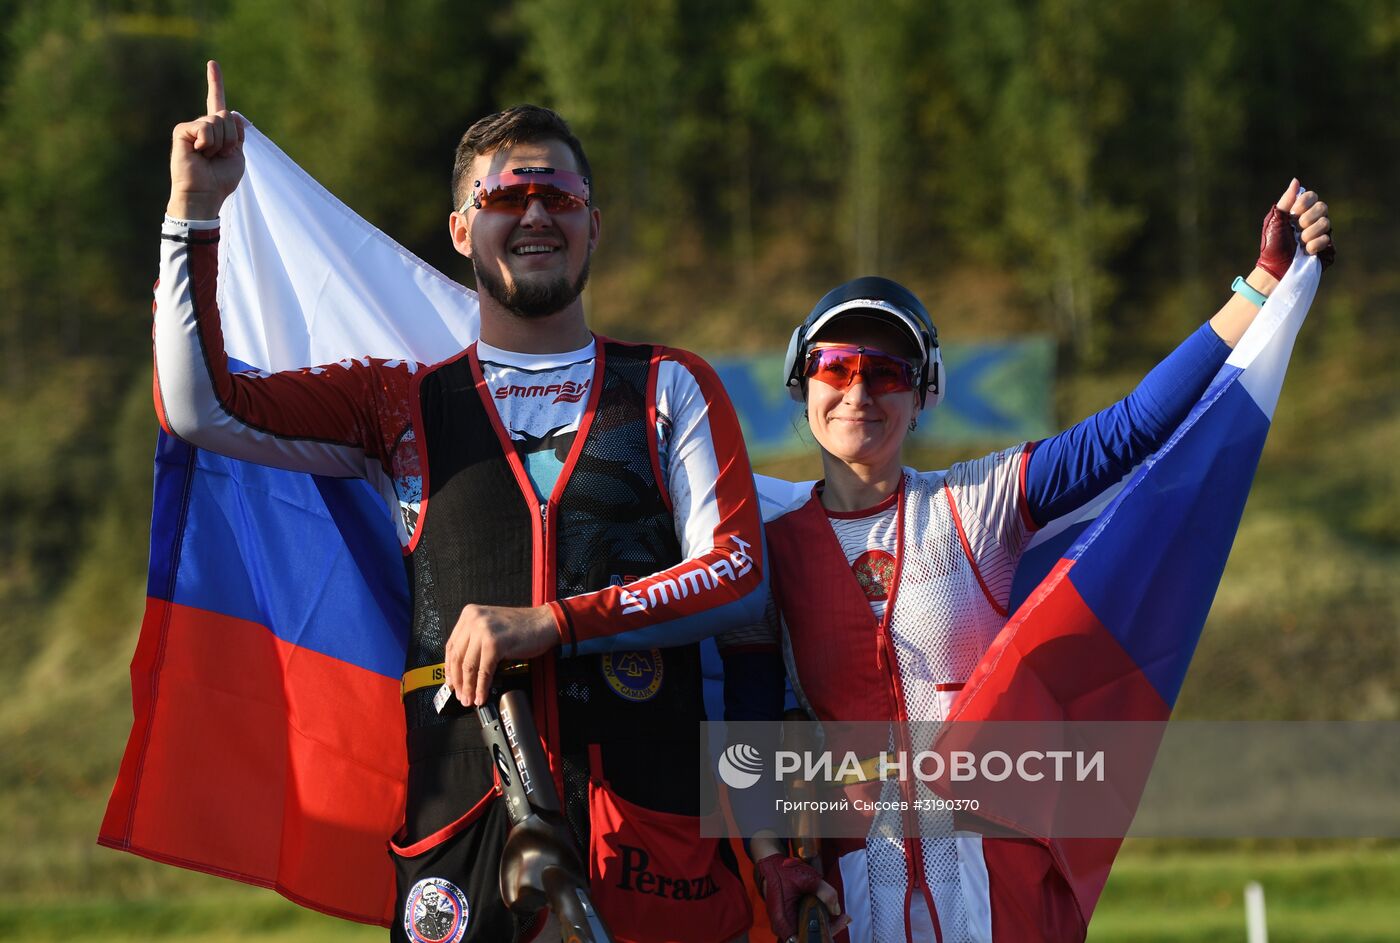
[765,455,1084,943]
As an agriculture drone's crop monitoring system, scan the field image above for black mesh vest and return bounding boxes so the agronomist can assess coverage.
[404,340,708,823]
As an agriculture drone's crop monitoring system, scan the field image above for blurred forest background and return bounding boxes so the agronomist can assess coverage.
[0,0,1396,940]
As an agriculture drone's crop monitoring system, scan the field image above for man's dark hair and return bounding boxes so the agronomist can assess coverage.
[451,104,592,209]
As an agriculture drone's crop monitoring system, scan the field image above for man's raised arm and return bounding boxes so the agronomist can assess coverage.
[155,61,415,481]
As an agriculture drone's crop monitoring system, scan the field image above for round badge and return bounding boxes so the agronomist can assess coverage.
[403,877,469,943]
[600,649,664,702]
[851,549,896,601]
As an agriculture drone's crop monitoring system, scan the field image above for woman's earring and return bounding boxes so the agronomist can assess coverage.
[908,418,918,432]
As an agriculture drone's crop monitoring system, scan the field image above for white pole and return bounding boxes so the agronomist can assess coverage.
[1245,881,1268,943]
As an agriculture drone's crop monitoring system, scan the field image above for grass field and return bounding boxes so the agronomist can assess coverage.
[1091,845,1400,942]
[0,844,1395,941]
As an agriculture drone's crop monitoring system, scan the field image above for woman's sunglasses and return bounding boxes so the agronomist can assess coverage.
[804,345,918,396]
[460,167,591,216]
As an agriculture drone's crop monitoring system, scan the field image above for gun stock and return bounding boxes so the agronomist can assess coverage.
[480,690,613,942]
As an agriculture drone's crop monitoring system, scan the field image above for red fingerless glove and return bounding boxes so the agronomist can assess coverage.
[1255,205,1297,281]
[756,853,824,939]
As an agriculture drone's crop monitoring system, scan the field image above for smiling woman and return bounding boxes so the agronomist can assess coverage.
[801,332,924,509]
[747,178,1336,943]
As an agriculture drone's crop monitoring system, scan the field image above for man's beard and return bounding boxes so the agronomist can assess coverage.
[473,254,592,319]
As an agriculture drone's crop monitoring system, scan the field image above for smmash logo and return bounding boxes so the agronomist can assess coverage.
[619,536,754,615]
[493,378,590,404]
[615,845,720,900]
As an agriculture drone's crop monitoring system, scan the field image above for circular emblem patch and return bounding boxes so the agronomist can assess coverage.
[600,649,664,702]
[403,877,469,943]
[851,550,896,601]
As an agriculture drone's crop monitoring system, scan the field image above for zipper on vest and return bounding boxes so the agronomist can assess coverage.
[537,501,552,601]
[883,651,942,943]
[531,495,565,808]
[877,481,942,943]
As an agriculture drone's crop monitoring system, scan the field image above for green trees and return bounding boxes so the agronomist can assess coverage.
[212,0,494,270]
[0,6,197,669]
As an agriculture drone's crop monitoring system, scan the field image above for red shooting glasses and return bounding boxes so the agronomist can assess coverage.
[464,167,591,215]
[804,345,918,396]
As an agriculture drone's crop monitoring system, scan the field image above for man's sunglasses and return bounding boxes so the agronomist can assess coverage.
[460,167,591,216]
[804,345,918,396]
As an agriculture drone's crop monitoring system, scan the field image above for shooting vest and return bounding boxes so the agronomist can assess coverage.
[767,470,1083,942]
[396,339,750,942]
[403,337,708,768]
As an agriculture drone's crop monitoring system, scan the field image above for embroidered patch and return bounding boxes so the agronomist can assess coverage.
[851,549,897,601]
[403,877,469,943]
[600,649,664,702]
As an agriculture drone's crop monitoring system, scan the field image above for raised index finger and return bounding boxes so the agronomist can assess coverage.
[206,59,226,115]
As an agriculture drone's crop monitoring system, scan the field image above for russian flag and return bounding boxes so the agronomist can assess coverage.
[947,249,1321,922]
[98,434,409,923]
[100,121,481,926]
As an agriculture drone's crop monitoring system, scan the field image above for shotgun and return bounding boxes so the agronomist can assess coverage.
[479,688,612,942]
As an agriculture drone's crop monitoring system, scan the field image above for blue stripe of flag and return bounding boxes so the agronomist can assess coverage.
[148,433,410,679]
[1009,518,1092,612]
[1064,365,1270,706]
